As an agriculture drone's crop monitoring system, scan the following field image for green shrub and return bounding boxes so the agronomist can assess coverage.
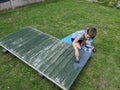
[98,0,118,7]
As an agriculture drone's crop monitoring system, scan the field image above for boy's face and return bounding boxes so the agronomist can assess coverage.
[85,32,90,39]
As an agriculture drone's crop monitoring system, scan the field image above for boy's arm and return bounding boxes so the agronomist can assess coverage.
[82,40,91,45]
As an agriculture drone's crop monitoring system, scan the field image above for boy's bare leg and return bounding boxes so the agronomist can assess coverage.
[75,50,79,60]
[74,43,81,63]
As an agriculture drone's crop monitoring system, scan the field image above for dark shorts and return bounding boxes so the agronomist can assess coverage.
[71,38,83,44]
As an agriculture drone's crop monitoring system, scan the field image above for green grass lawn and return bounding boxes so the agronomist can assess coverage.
[0,0,120,90]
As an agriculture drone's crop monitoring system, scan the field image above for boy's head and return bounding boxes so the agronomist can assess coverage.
[85,27,97,39]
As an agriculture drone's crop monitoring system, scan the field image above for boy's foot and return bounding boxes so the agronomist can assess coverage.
[75,60,80,63]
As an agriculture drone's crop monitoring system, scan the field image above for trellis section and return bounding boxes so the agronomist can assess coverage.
[0,27,90,90]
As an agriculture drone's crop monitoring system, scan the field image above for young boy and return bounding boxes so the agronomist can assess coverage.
[71,27,97,61]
